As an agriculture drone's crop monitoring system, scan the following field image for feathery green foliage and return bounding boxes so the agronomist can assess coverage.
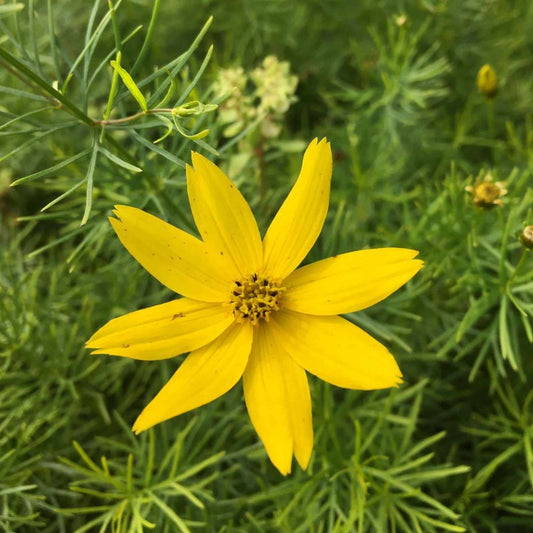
[1,0,532,531]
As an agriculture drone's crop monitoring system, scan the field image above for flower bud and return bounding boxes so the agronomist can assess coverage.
[477,64,498,98]
[519,225,533,250]
[395,14,408,26]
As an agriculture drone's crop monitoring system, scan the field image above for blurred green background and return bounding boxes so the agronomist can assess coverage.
[1,1,532,531]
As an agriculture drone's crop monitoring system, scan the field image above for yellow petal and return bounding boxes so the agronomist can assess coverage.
[263,138,332,279]
[271,310,402,390]
[187,153,263,278]
[132,322,253,433]
[243,324,313,475]
[283,248,423,315]
[86,298,234,360]
[111,205,233,302]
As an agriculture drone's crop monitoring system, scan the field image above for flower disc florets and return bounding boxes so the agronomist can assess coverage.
[465,174,507,209]
[229,274,286,325]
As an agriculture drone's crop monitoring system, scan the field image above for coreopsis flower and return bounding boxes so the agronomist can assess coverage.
[87,139,423,475]
[477,64,498,98]
[465,173,507,208]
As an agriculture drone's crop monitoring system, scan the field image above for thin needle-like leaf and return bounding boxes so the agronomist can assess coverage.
[174,45,213,107]
[131,0,161,74]
[81,139,99,226]
[98,146,142,172]
[130,130,185,167]
[11,149,91,186]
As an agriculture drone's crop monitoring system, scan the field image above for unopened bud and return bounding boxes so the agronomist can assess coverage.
[519,225,533,250]
[395,14,408,26]
[477,64,498,98]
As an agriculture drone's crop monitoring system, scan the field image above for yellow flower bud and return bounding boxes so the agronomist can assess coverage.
[477,64,498,98]
[395,14,408,26]
[519,225,533,250]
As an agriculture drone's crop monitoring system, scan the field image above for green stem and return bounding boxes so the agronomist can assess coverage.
[488,100,495,163]
[108,0,122,54]
[508,250,530,286]
[47,0,62,84]
[498,209,513,283]
[94,107,176,126]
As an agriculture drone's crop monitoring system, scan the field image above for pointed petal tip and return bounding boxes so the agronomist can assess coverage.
[307,137,329,151]
[132,417,147,435]
[111,204,129,216]
[185,162,196,178]
[274,461,291,476]
[108,215,120,227]
[85,330,103,348]
[390,366,404,387]
[191,150,208,168]
[112,205,147,221]
[413,258,425,271]
[88,348,108,355]
[400,256,424,281]
[109,205,130,222]
[295,452,312,471]
[311,137,332,165]
[315,137,331,150]
[396,248,420,259]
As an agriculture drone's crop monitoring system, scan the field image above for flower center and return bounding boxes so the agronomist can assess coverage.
[476,182,502,204]
[228,273,285,326]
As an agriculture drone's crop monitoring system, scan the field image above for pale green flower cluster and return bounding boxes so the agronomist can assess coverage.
[213,66,249,138]
[251,55,298,123]
[214,56,298,139]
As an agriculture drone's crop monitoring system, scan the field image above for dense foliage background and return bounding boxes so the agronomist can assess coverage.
[1,1,532,531]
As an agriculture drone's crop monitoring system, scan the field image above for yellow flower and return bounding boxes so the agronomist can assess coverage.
[476,64,498,98]
[87,139,423,475]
